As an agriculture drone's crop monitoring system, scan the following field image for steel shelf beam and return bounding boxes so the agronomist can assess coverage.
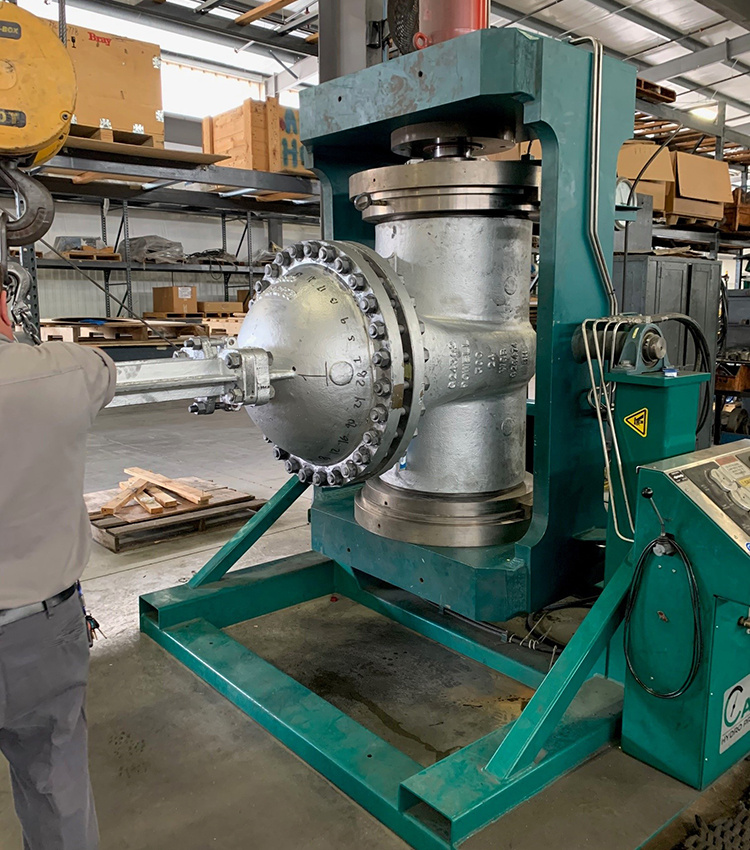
[46,154,319,196]
[33,177,320,218]
[653,226,750,251]
[35,259,264,274]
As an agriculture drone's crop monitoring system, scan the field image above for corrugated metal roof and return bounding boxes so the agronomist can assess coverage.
[491,0,750,131]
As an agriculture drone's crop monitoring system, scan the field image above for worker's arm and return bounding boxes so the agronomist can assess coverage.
[50,343,117,419]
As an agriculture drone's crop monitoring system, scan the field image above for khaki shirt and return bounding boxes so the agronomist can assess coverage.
[0,337,116,608]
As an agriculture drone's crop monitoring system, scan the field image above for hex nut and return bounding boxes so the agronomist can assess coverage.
[273,446,289,460]
[303,241,321,257]
[318,245,336,262]
[359,295,378,314]
[327,469,344,486]
[289,242,305,259]
[297,466,313,483]
[285,458,301,473]
[253,281,267,294]
[275,250,292,266]
[372,349,391,368]
[353,447,371,465]
[370,405,388,423]
[265,263,281,279]
[346,274,366,291]
[374,379,391,396]
[368,321,386,339]
[362,430,380,447]
[312,470,327,486]
[223,350,242,369]
[343,461,358,478]
[333,256,352,274]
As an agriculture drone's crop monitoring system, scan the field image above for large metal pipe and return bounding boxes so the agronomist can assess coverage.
[376,215,533,496]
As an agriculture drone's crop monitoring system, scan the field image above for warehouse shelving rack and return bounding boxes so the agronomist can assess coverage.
[4,143,321,325]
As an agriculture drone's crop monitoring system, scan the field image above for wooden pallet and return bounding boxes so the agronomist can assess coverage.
[636,78,677,104]
[68,123,164,149]
[85,476,265,552]
[40,317,203,343]
[41,318,150,343]
[664,214,721,227]
[9,247,43,259]
[205,317,245,336]
[144,311,245,319]
[144,311,206,320]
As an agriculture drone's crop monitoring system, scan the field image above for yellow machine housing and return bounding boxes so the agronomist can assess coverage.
[0,2,76,165]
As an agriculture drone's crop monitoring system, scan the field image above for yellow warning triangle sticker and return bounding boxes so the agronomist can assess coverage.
[624,407,648,437]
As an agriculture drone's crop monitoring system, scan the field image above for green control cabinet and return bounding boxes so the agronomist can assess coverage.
[623,442,750,788]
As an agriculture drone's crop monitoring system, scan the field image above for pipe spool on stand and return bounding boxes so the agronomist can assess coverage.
[237,122,540,547]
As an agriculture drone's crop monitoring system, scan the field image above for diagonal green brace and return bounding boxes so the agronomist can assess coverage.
[189,476,309,588]
[484,559,633,779]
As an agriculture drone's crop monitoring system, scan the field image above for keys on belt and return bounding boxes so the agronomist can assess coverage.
[0,584,76,627]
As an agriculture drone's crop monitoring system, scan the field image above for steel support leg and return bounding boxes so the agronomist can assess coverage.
[484,559,633,778]
[188,476,309,588]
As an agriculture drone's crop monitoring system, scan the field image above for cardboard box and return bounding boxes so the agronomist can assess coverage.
[202,97,312,176]
[152,286,197,314]
[236,289,252,304]
[634,180,667,212]
[197,301,244,314]
[617,142,675,213]
[666,151,734,221]
[50,22,164,140]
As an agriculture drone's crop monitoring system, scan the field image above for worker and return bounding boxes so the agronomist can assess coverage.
[0,283,115,850]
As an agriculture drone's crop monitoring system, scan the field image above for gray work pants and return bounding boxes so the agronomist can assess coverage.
[0,591,99,850]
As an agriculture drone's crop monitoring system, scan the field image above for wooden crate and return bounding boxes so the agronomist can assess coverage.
[716,362,750,393]
[85,476,265,552]
[50,21,164,141]
[723,188,750,232]
[202,97,313,177]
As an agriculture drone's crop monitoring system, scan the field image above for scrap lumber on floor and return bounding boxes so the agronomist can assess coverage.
[86,474,265,552]
[123,467,211,504]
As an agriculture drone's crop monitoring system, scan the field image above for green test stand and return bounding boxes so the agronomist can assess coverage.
[138,29,733,849]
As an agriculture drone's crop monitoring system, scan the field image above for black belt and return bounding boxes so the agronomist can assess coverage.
[0,584,77,627]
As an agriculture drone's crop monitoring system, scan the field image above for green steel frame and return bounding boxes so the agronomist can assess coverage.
[140,481,624,848]
[139,28,658,849]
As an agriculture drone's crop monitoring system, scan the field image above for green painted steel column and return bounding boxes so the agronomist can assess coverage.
[189,477,309,588]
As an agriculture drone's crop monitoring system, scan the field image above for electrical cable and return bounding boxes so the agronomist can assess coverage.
[621,124,684,300]
[39,237,181,350]
[655,313,712,431]
[718,273,729,354]
[624,533,703,699]
[525,595,599,649]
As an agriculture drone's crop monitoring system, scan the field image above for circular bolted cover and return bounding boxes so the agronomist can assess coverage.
[237,240,425,486]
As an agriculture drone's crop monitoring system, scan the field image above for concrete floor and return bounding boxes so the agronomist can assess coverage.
[0,401,746,849]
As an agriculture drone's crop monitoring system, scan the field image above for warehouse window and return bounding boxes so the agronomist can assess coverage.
[160,61,263,118]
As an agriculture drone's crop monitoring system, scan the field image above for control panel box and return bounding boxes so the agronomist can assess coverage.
[622,442,750,788]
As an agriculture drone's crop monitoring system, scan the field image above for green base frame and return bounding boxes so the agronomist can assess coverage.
[139,480,630,849]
